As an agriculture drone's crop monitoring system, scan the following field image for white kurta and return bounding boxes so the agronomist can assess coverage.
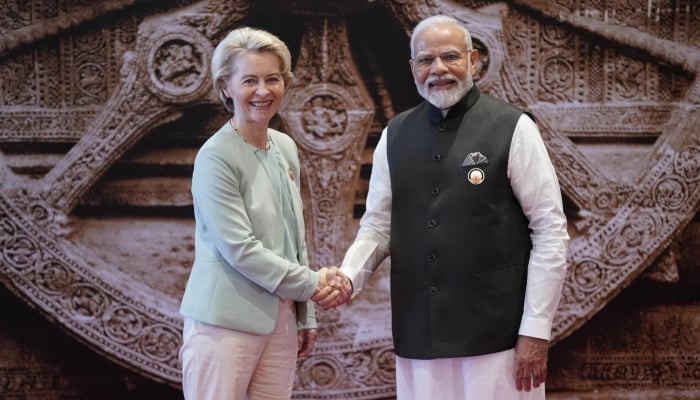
[340,113,569,399]
[396,350,544,400]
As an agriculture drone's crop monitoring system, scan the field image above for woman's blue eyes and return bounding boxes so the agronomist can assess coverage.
[242,77,281,85]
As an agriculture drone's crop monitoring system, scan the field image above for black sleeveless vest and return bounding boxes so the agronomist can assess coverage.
[386,86,532,358]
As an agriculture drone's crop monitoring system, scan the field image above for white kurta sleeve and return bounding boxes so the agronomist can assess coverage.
[340,128,392,295]
[508,114,570,340]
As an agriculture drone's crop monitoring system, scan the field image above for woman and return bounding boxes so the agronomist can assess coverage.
[179,27,337,400]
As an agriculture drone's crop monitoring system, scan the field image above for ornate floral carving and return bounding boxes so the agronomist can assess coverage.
[675,145,700,181]
[67,284,108,320]
[0,54,36,106]
[35,261,74,294]
[103,305,145,343]
[302,95,348,139]
[1,1,700,398]
[145,31,213,103]
[139,324,180,364]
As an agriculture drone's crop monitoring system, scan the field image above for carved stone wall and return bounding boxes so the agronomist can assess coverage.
[1,0,699,399]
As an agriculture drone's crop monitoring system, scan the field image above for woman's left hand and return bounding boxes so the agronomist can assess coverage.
[297,328,317,358]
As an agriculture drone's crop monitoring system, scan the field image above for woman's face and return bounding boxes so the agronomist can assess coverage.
[222,51,286,125]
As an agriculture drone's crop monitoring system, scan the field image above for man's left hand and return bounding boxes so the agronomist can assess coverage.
[513,335,549,391]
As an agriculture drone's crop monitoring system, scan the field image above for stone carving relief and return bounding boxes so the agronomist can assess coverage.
[1,0,699,398]
[146,31,212,103]
[280,17,375,269]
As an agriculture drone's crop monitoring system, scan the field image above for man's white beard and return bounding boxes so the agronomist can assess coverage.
[416,75,472,109]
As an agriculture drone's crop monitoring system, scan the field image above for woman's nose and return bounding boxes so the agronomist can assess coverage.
[256,83,270,95]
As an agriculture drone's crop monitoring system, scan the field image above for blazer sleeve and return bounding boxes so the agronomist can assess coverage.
[296,300,317,330]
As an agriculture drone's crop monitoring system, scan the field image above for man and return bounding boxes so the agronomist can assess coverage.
[335,15,569,399]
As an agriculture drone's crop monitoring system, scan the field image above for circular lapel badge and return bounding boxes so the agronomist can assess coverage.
[467,168,485,185]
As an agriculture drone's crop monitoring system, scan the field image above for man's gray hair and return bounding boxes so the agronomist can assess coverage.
[410,15,473,58]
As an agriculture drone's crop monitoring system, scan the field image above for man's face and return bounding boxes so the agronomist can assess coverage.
[410,24,478,109]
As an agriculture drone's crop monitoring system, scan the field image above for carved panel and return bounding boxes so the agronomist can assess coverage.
[0,0,699,399]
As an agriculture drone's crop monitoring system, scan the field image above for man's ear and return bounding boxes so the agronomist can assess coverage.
[469,49,479,76]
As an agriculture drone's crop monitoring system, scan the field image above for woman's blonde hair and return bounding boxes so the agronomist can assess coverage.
[211,27,293,112]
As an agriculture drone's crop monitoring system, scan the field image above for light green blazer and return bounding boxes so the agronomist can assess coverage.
[180,123,319,334]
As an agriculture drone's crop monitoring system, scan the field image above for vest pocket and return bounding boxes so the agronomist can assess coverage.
[474,262,520,273]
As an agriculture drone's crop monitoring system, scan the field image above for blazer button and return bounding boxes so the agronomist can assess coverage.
[432,154,441,162]
[429,286,438,295]
[428,218,438,227]
[428,253,437,262]
[438,123,447,131]
[431,187,440,196]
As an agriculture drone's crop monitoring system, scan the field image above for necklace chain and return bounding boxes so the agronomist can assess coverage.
[230,119,270,151]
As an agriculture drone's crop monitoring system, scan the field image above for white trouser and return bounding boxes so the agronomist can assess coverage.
[179,299,297,400]
[396,349,546,400]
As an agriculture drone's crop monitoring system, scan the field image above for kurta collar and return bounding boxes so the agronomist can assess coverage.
[428,85,481,124]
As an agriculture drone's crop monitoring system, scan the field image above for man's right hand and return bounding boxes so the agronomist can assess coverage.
[312,266,352,309]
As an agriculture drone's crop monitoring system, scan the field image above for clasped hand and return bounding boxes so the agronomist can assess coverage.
[312,267,352,309]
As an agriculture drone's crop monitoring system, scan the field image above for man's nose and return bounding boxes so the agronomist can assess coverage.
[430,56,449,73]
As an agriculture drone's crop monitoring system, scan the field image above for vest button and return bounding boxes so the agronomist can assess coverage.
[428,253,437,262]
[438,123,447,131]
[428,218,438,227]
[431,187,440,196]
[429,286,438,295]
[432,154,441,162]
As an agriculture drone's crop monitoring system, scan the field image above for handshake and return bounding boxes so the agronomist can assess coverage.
[311,266,352,310]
